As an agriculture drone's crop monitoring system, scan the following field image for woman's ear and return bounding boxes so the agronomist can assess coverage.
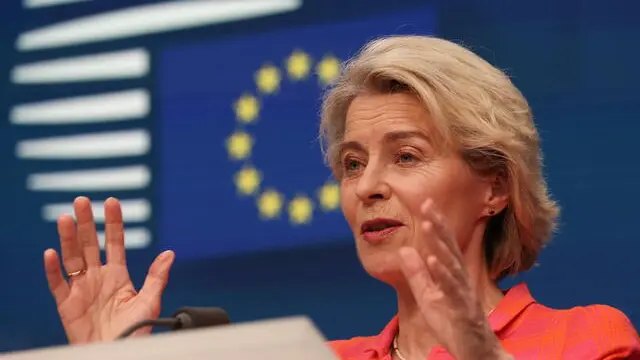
[484,170,509,216]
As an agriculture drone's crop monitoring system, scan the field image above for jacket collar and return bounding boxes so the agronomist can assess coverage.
[362,282,537,358]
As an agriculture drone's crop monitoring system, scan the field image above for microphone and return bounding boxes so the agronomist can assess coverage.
[116,307,231,339]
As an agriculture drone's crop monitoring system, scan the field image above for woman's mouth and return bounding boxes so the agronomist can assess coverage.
[360,218,404,244]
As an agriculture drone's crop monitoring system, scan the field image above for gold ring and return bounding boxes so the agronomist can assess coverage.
[67,269,86,278]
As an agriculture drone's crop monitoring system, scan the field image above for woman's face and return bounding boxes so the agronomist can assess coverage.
[339,92,496,283]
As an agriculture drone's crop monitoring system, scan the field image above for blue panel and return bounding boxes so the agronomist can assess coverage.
[157,7,437,260]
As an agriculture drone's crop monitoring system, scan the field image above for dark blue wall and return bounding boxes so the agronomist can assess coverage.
[0,0,638,352]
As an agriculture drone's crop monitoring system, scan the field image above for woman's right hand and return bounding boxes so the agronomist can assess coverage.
[43,196,175,344]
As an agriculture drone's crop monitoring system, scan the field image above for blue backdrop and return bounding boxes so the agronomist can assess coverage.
[0,0,639,352]
[158,7,436,259]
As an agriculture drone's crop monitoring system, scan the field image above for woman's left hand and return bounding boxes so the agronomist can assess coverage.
[398,198,513,360]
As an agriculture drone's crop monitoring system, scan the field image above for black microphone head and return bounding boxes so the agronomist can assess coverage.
[171,307,231,330]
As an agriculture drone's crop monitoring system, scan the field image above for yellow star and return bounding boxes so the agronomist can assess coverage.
[225,131,254,160]
[288,195,314,225]
[257,189,284,219]
[286,50,312,80]
[318,182,340,211]
[233,166,261,196]
[255,64,281,94]
[234,94,260,124]
[316,55,341,86]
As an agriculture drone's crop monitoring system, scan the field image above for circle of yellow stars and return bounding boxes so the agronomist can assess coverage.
[225,49,342,225]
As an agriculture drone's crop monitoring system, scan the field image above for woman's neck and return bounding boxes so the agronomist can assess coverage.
[392,235,503,359]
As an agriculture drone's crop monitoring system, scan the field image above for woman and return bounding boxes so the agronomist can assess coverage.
[44,36,640,359]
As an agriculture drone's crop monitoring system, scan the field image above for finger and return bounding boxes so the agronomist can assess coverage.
[139,251,175,303]
[73,197,102,268]
[426,255,460,298]
[422,220,465,278]
[398,247,435,299]
[420,208,470,298]
[44,249,70,306]
[434,238,468,287]
[104,198,126,265]
[57,214,86,274]
[421,199,464,262]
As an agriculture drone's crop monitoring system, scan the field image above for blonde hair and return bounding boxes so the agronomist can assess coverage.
[319,35,559,280]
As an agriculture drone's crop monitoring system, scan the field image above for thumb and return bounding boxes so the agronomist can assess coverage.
[139,250,175,303]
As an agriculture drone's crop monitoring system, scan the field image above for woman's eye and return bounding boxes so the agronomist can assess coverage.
[397,152,416,163]
[345,159,362,171]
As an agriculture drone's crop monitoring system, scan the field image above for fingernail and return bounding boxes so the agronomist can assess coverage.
[160,250,173,262]
[398,247,412,259]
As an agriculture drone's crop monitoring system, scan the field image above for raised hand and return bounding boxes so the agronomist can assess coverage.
[43,197,175,344]
[398,198,513,360]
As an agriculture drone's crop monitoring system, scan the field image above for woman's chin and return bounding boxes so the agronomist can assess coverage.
[360,255,404,284]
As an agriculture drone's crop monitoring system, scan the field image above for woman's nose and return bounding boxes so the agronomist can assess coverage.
[355,164,391,204]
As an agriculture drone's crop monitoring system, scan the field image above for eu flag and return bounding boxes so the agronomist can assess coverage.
[157,6,437,260]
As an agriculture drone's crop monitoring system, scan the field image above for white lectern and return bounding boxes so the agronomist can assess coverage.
[1,316,340,360]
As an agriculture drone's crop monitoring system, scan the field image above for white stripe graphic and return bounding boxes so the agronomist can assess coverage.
[24,0,91,10]
[11,48,149,84]
[27,165,151,191]
[16,129,151,160]
[17,0,303,51]
[10,89,149,125]
[42,198,151,223]
[98,227,151,249]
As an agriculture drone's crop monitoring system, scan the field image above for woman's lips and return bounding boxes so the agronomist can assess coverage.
[360,218,404,244]
[362,225,402,244]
